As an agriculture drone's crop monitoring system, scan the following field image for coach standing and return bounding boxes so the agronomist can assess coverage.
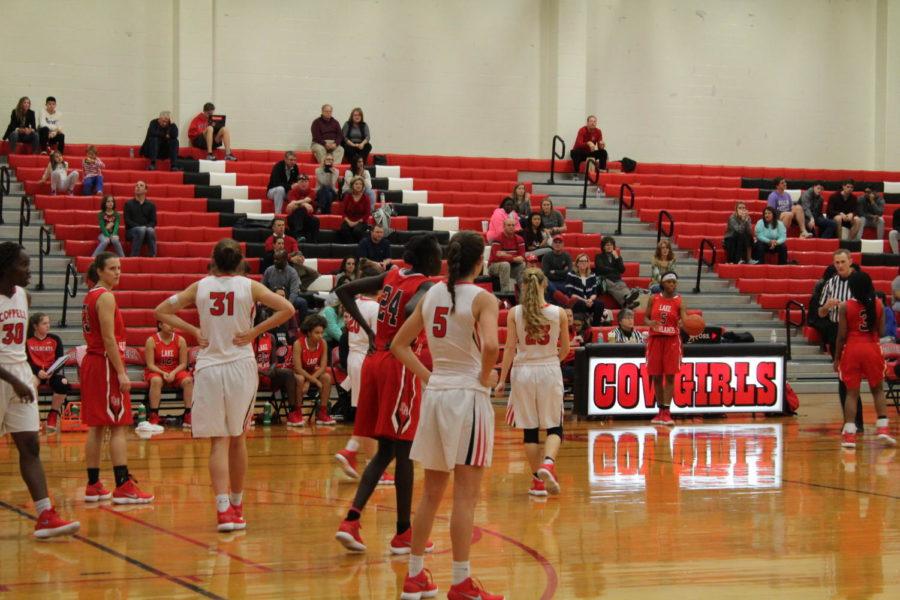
[817,248,863,430]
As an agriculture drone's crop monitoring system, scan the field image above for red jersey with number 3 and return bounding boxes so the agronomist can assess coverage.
[649,293,682,337]
[82,286,126,355]
[845,298,883,344]
[374,269,432,350]
[297,336,325,374]
[0,286,28,363]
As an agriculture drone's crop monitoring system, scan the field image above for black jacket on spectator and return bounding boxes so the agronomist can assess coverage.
[594,252,625,282]
[267,160,300,191]
[541,251,573,283]
[124,199,157,229]
[139,119,179,158]
[826,192,858,219]
[565,271,600,299]
[356,236,391,262]
[3,109,36,140]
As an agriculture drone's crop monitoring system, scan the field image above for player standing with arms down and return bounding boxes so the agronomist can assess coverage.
[156,239,294,532]
[0,243,79,537]
[496,268,569,497]
[645,272,687,426]
[81,252,153,503]
[394,231,504,600]
[833,271,896,448]
[334,234,442,554]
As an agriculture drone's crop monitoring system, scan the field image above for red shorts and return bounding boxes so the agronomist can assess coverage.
[354,350,422,441]
[144,370,192,387]
[839,342,885,389]
[80,353,133,427]
[646,335,682,376]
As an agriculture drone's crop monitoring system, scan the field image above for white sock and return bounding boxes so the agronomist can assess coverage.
[35,498,52,515]
[345,438,360,452]
[876,417,888,428]
[216,494,230,513]
[451,561,470,585]
[230,491,243,506]
[408,554,424,577]
[843,423,857,435]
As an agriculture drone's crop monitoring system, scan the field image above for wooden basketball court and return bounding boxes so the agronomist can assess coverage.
[1,395,897,599]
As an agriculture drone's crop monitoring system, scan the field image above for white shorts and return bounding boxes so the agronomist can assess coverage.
[0,361,40,435]
[191,358,258,438]
[410,387,494,472]
[507,363,564,430]
[343,349,366,407]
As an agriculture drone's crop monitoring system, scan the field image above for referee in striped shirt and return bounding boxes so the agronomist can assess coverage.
[816,248,864,429]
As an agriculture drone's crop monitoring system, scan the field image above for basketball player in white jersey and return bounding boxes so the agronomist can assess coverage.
[496,268,569,497]
[334,263,382,479]
[0,243,79,538]
[392,231,504,600]
[156,239,294,532]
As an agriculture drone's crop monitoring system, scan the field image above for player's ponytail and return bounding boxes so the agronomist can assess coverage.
[27,312,47,339]
[848,270,877,331]
[520,268,549,339]
[86,252,116,287]
[445,231,484,313]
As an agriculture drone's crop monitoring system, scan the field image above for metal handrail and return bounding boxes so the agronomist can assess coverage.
[692,238,718,294]
[656,209,674,244]
[0,165,9,225]
[579,157,601,209]
[18,195,31,245]
[547,135,566,184]
[784,300,807,361]
[36,225,51,290]
[59,262,78,327]
[615,183,634,235]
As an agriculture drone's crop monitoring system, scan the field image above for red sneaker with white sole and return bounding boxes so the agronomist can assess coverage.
[182,411,192,429]
[335,449,360,479]
[46,410,59,433]
[217,506,238,532]
[841,432,857,449]
[389,528,434,555]
[876,426,896,446]
[400,568,438,600]
[651,408,674,426]
[33,508,80,539]
[528,477,548,497]
[84,481,112,502]
[447,577,504,600]
[537,462,560,495]
[231,503,246,530]
[286,410,305,427]
[112,477,154,504]
[335,519,366,552]
[378,472,394,485]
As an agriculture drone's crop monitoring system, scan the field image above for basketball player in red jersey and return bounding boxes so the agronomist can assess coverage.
[81,252,154,503]
[143,321,193,430]
[25,312,70,433]
[645,271,687,426]
[833,271,895,448]
[292,314,332,425]
[334,234,442,555]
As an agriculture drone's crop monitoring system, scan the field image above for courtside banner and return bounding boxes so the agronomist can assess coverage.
[574,344,786,417]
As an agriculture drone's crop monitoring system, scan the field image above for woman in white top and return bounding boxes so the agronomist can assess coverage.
[392,231,504,600]
[497,268,569,497]
[156,239,293,533]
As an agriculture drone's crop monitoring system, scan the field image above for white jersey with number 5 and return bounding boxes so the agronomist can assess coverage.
[422,282,490,390]
[0,286,28,364]
[347,297,380,354]
[512,304,561,367]
[195,275,255,371]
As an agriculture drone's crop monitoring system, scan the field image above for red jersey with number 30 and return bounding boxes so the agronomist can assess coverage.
[649,293,682,337]
[845,298,883,344]
[152,333,182,371]
[82,286,126,356]
[374,269,431,350]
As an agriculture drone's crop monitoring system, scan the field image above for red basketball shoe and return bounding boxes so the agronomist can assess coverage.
[112,477,154,504]
[537,462,560,495]
[400,568,438,600]
[231,503,246,530]
[389,528,434,555]
[447,577,504,600]
[84,481,112,502]
[651,408,674,426]
[34,508,80,539]
[528,477,548,497]
[46,410,59,433]
[335,519,366,552]
[335,449,360,479]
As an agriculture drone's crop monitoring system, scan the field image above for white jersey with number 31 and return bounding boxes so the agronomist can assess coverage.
[195,275,255,371]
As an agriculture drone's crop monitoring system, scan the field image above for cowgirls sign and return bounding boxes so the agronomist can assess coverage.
[574,344,785,417]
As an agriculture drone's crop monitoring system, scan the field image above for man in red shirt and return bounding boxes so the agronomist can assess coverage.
[188,102,236,161]
[570,115,607,175]
[263,218,299,271]
[488,217,526,293]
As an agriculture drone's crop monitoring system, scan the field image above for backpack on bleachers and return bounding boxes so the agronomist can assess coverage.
[373,202,393,236]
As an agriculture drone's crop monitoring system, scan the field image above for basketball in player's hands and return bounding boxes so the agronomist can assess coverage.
[682,314,706,336]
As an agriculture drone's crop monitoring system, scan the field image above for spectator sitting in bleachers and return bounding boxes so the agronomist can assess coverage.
[768,177,812,238]
[139,111,180,171]
[507,183,532,228]
[649,239,676,293]
[594,236,640,308]
[81,145,105,195]
[293,314,335,426]
[267,151,300,214]
[263,218,299,270]
[539,198,567,236]
[123,181,157,257]
[143,322,193,431]
[876,291,896,342]
[569,115,607,175]
[892,271,900,312]
[541,235,573,298]
[253,323,300,426]
[263,249,309,321]
[858,187,885,240]
[37,151,79,195]
[288,249,321,292]
[489,217,526,293]
[338,177,371,244]
[565,253,605,326]
[311,104,344,164]
[522,212,551,258]
[92,195,125,257]
[320,293,346,351]
[285,175,320,243]
[188,102,236,161]
[827,180,862,241]
[799,181,837,239]
[38,96,64,153]
[3,96,39,154]
[342,156,375,211]
[607,308,646,343]
[356,224,392,270]
[723,202,755,264]
[341,107,371,166]
[487,198,522,242]
[890,208,900,254]
[334,257,357,289]
[561,308,590,382]
[26,312,70,433]
[315,153,341,214]
[754,206,787,265]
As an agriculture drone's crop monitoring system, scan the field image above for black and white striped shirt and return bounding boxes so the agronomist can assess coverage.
[820,275,852,323]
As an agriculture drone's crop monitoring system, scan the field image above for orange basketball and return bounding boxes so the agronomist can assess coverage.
[682,314,706,336]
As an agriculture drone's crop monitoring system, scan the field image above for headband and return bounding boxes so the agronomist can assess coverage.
[661,272,678,283]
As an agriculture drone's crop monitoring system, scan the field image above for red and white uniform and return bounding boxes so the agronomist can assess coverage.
[646,293,683,376]
[144,333,190,386]
[296,336,326,375]
[0,286,39,434]
[355,269,433,441]
[839,298,885,389]
[507,304,564,430]
[254,332,276,387]
[80,286,131,426]
[411,282,495,472]
[342,296,379,407]
[192,275,258,438]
